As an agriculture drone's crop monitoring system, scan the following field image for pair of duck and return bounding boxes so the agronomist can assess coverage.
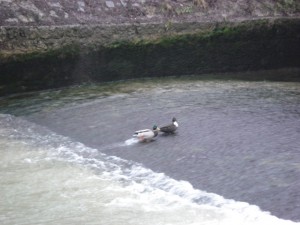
[133,117,178,142]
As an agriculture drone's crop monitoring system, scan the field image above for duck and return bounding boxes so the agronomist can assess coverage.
[159,117,178,134]
[133,125,159,142]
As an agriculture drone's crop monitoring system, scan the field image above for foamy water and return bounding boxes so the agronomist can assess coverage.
[125,138,140,146]
[0,114,298,225]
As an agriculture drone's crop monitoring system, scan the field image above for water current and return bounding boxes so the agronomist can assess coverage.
[0,76,300,224]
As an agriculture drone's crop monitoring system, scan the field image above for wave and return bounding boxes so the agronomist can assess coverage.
[0,113,298,225]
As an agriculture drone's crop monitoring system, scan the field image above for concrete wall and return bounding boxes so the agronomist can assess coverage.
[0,21,225,55]
[0,18,300,96]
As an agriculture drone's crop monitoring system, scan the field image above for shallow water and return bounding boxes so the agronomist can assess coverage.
[1,77,300,224]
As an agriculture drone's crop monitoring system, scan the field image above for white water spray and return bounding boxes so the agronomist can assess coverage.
[125,138,139,146]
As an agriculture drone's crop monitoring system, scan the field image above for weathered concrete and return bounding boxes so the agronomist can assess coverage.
[1,0,299,26]
[0,19,278,56]
[0,1,300,96]
[0,18,299,96]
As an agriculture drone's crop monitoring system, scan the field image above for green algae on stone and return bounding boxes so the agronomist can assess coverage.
[0,18,299,96]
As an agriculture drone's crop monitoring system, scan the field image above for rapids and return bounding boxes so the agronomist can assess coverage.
[1,76,300,224]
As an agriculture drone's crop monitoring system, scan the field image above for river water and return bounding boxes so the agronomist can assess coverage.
[1,76,300,224]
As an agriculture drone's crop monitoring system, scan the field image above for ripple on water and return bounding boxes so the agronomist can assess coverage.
[1,77,300,222]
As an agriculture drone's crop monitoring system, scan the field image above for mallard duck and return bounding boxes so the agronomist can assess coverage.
[159,117,178,134]
[133,125,159,142]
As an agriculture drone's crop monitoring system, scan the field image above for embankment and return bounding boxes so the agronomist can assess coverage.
[0,18,300,96]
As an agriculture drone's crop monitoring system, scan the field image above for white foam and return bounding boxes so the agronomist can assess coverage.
[125,138,139,145]
[1,113,299,225]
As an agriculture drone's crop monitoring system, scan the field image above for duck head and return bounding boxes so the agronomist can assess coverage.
[172,117,178,127]
[153,125,159,131]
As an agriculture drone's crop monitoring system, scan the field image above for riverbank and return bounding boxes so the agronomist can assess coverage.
[1,17,299,96]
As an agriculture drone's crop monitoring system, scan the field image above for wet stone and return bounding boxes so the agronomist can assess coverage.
[106,1,115,8]
[120,0,127,7]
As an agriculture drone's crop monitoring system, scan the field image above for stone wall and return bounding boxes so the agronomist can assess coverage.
[0,21,214,55]
[1,0,299,27]
[0,18,300,96]
[0,0,185,26]
[1,17,299,56]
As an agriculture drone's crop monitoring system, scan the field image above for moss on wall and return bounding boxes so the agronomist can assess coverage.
[0,18,299,96]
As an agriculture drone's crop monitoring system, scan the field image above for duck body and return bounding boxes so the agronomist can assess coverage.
[133,125,159,142]
[159,117,178,134]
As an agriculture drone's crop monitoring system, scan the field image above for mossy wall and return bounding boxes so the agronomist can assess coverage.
[0,18,299,96]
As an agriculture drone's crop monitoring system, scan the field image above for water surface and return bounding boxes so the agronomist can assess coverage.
[1,76,300,224]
